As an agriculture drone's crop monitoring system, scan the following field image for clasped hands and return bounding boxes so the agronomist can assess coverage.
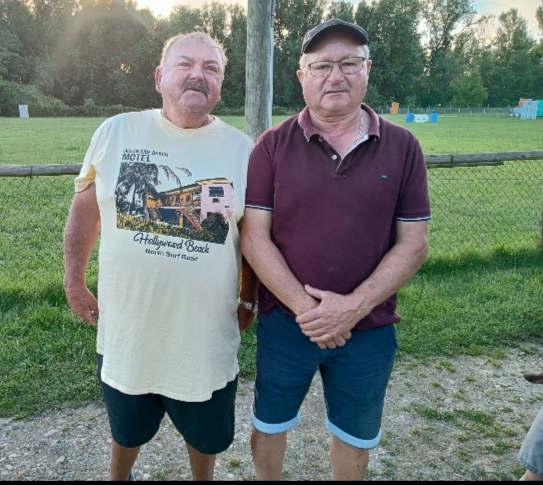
[65,282,363,347]
[296,285,369,350]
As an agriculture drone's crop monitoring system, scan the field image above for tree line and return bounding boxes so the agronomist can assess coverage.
[0,0,542,116]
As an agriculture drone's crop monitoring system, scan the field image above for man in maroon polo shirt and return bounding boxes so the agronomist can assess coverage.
[241,19,431,480]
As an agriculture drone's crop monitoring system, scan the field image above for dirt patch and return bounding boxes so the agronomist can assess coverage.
[1,345,542,481]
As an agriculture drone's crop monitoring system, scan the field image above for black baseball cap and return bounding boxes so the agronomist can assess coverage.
[301,18,369,54]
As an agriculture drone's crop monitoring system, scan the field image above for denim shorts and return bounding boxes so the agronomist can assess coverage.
[519,405,543,477]
[97,355,237,454]
[252,307,398,449]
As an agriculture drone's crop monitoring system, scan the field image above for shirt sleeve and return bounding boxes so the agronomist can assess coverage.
[396,139,432,221]
[74,120,110,193]
[245,134,275,211]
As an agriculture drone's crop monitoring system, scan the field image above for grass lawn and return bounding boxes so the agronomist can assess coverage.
[0,114,542,417]
[1,114,542,165]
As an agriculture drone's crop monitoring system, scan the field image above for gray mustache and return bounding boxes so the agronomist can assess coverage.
[181,80,209,97]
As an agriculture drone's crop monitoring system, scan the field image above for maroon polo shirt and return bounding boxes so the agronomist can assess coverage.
[245,104,431,331]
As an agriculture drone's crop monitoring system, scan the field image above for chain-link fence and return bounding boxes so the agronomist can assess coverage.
[0,175,97,291]
[0,160,542,288]
[427,160,543,257]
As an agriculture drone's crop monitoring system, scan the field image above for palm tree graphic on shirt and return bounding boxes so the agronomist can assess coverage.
[116,162,192,215]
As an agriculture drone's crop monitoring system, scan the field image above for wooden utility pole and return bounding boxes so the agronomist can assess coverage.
[245,0,276,140]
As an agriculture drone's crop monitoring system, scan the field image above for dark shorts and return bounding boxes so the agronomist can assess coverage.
[252,307,397,449]
[97,355,237,454]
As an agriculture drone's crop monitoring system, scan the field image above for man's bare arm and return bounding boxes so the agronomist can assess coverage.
[237,218,260,331]
[297,220,429,342]
[63,183,101,325]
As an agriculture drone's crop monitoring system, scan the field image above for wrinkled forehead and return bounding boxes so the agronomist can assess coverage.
[163,37,223,68]
[304,32,365,61]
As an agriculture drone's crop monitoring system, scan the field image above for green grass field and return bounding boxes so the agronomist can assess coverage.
[1,115,542,165]
[1,115,542,417]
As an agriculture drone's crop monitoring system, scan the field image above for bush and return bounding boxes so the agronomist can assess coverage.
[211,102,299,117]
[81,98,98,116]
[0,82,141,117]
[212,99,244,116]
[70,103,140,117]
[0,81,299,118]
[0,80,72,117]
[272,105,299,116]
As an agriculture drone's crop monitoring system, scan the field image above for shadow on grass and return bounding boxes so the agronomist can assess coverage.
[422,247,543,275]
[397,246,543,358]
[0,281,98,314]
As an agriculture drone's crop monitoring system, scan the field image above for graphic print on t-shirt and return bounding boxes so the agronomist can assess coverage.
[115,161,233,245]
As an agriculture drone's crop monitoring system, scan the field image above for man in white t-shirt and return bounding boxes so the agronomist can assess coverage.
[63,32,258,481]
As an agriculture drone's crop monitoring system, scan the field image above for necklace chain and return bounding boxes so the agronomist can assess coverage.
[352,110,364,149]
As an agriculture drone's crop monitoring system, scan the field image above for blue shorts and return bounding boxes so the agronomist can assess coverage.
[519,405,543,477]
[252,307,397,449]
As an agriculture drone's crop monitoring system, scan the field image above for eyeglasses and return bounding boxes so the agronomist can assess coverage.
[308,57,366,77]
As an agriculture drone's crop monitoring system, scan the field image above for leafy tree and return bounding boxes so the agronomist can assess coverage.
[33,0,80,60]
[0,0,37,83]
[448,70,487,106]
[273,0,327,108]
[200,1,229,46]
[0,29,23,80]
[355,0,372,28]
[162,5,203,39]
[495,8,534,59]
[52,0,157,106]
[325,1,355,22]
[221,4,247,109]
[3,0,542,114]
[537,1,543,36]
[485,9,538,105]
[418,0,477,106]
[355,0,424,108]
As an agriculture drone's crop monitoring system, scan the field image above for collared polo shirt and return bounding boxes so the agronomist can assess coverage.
[245,104,431,331]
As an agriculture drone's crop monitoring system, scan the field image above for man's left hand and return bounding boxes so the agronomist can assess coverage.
[238,305,255,332]
[296,285,370,343]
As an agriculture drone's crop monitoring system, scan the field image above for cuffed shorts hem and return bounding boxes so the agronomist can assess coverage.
[253,307,396,445]
[327,418,381,449]
[518,454,543,479]
[252,412,301,434]
[518,405,543,478]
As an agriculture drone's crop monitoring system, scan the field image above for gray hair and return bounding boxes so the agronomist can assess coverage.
[160,32,228,72]
[299,44,370,69]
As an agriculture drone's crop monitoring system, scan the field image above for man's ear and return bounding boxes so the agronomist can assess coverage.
[296,69,304,86]
[155,67,163,94]
[366,60,372,77]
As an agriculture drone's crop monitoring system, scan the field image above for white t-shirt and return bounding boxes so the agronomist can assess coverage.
[75,109,254,401]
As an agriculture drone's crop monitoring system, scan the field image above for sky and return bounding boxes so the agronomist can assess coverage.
[135,0,541,39]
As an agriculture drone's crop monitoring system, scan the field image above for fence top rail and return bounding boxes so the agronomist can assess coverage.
[425,150,543,169]
[0,151,542,177]
[0,164,83,177]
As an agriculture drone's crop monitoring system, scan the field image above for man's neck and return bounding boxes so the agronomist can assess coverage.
[161,107,214,130]
[309,108,361,138]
